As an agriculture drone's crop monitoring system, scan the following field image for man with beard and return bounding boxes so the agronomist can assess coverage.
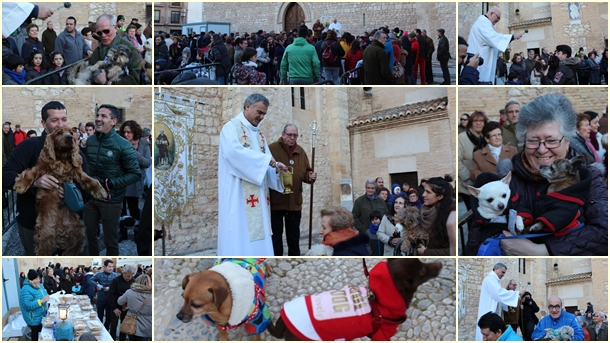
[55,16,92,65]
[268,124,317,256]
[89,14,140,84]
[3,102,89,255]
[83,104,140,255]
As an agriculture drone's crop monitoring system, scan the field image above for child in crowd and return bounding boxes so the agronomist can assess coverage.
[49,52,67,85]
[24,51,49,85]
[506,71,520,85]
[2,54,26,85]
[367,210,383,256]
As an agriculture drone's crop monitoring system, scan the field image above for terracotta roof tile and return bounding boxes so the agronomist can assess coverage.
[546,272,592,285]
[508,17,553,29]
[348,96,448,127]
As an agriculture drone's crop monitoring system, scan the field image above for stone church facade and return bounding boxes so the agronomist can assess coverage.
[459,2,608,57]
[458,258,608,341]
[198,2,456,58]
[153,86,456,255]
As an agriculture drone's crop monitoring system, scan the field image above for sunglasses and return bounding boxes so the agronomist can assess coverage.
[97,29,111,36]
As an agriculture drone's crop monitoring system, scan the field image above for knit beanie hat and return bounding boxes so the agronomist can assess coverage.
[28,269,38,280]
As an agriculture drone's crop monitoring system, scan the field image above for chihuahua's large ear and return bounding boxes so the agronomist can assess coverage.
[210,285,230,308]
[501,171,512,185]
[467,185,480,198]
[570,156,584,174]
[182,273,196,290]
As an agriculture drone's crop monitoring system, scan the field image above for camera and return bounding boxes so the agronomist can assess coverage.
[465,53,484,66]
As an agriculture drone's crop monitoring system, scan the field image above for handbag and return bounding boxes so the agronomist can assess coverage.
[393,59,405,78]
[63,182,84,212]
[119,293,150,335]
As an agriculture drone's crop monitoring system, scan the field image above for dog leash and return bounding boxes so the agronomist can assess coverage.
[362,259,407,336]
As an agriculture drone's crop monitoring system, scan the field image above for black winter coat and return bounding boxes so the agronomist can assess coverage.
[320,39,344,68]
[24,65,49,85]
[509,151,607,255]
[333,233,370,256]
[210,41,232,77]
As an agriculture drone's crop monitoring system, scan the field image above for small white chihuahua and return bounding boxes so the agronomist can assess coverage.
[468,172,512,219]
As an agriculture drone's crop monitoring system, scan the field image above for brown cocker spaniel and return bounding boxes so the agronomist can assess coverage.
[13,127,108,255]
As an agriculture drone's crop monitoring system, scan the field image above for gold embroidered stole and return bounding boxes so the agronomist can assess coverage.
[233,119,271,242]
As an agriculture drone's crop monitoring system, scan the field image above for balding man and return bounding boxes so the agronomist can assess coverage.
[268,124,316,256]
[467,7,522,84]
[89,14,140,84]
[476,263,520,341]
[531,296,584,340]
[502,279,520,333]
[587,311,608,341]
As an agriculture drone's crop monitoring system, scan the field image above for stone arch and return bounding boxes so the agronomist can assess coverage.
[277,2,312,31]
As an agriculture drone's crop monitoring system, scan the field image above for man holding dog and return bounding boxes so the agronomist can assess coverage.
[3,101,90,255]
[90,14,140,85]
[531,296,584,340]
[218,94,287,256]
[268,124,316,256]
[54,16,92,65]
[83,104,140,256]
[476,263,520,341]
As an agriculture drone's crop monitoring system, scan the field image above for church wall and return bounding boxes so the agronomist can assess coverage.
[2,87,152,135]
[200,2,456,59]
[457,87,608,121]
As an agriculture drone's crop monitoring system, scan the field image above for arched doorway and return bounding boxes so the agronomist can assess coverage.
[284,3,305,32]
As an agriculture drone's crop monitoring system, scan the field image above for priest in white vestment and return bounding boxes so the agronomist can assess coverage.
[476,262,520,341]
[218,94,287,256]
[467,7,522,84]
[2,3,54,38]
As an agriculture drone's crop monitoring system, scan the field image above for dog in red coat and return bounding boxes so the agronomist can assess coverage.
[267,258,442,341]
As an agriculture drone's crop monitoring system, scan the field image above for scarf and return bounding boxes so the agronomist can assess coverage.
[466,128,486,153]
[520,152,546,182]
[420,204,438,231]
[589,130,600,150]
[488,144,502,162]
[369,222,380,235]
[586,138,601,162]
[321,228,358,246]
[3,67,25,84]
[242,60,257,67]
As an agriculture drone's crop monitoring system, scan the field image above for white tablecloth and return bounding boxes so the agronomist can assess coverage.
[40,317,113,341]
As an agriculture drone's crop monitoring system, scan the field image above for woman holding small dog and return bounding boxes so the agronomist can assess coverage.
[376,195,407,255]
[499,94,607,256]
[470,121,518,181]
[417,175,456,256]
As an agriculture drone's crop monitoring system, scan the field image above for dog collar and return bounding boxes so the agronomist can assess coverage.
[206,283,263,331]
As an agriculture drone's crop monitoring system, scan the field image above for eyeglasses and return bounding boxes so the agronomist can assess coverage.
[460,118,468,121]
[525,137,564,149]
[548,305,561,310]
[97,29,111,36]
[283,133,298,138]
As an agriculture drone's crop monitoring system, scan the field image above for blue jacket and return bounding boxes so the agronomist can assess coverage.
[459,66,479,85]
[81,272,97,300]
[19,279,49,326]
[499,325,523,341]
[91,270,118,300]
[532,311,583,341]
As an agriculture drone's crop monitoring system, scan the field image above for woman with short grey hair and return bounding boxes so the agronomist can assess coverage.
[498,93,607,256]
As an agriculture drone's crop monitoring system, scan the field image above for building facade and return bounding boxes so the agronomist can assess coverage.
[154,2,188,34]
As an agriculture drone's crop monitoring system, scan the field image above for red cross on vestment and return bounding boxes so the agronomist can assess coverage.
[246,194,259,208]
[242,129,248,140]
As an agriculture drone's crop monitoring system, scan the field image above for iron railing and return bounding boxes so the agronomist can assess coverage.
[154,62,227,85]
[24,57,90,85]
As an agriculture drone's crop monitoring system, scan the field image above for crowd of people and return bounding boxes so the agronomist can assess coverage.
[154,18,452,85]
[459,95,608,256]
[2,3,151,85]
[458,7,607,85]
[18,260,152,341]
[475,262,607,341]
[3,101,153,256]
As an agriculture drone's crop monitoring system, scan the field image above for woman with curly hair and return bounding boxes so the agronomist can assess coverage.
[416,175,456,256]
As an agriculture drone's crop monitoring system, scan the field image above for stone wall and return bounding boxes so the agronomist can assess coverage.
[457,87,608,121]
[34,2,149,36]
[2,87,152,135]
[153,86,455,255]
[199,2,456,59]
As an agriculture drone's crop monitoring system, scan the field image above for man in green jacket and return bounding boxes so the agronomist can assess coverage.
[280,28,320,85]
[84,104,140,255]
[89,14,140,85]
[351,180,387,233]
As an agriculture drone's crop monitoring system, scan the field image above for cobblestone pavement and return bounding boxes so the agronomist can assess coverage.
[154,258,456,341]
